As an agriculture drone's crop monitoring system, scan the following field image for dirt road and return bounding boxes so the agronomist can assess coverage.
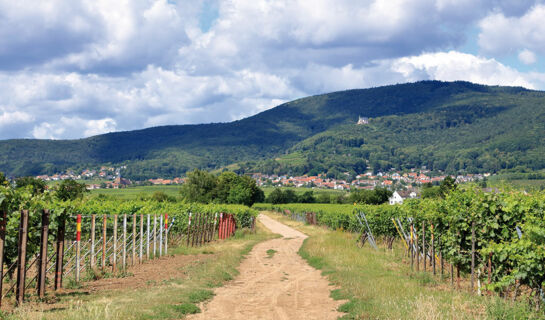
[188,214,344,320]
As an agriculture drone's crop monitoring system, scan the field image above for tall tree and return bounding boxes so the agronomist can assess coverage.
[180,169,217,203]
[15,176,46,195]
[55,179,88,201]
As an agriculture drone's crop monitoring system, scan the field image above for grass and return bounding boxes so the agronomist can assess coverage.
[260,186,346,198]
[265,249,277,258]
[12,221,276,320]
[89,185,182,200]
[263,211,543,320]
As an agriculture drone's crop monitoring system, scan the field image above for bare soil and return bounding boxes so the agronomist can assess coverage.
[10,253,213,312]
[84,253,212,292]
[188,214,345,320]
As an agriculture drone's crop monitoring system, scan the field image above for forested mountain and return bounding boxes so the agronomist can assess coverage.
[1,81,544,179]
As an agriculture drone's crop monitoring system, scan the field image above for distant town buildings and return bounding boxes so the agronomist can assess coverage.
[35,165,488,193]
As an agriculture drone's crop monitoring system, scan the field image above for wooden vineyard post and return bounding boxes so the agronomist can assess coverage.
[122,214,127,270]
[37,209,50,298]
[191,213,198,246]
[471,221,476,292]
[457,265,461,290]
[159,214,163,256]
[139,214,143,264]
[202,213,207,243]
[153,214,157,258]
[102,215,107,271]
[164,214,168,255]
[209,213,214,241]
[223,213,227,239]
[146,214,150,259]
[229,215,233,237]
[196,212,202,245]
[195,212,201,246]
[132,214,136,265]
[204,213,209,243]
[422,221,426,272]
[218,212,223,240]
[415,228,419,272]
[232,215,235,236]
[439,236,444,278]
[75,214,82,283]
[200,213,206,245]
[228,215,232,237]
[201,212,206,244]
[194,213,200,246]
[0,210,6,306]
[410,224,414,271]
[205,213,212,242]
[113,215,117,273]
[431,223,436,275]
[198,212,203,244]
[55,216,66,290]
[16,210,29,306]
[187,212,192,246]
[213,213,218,239]
[90,214,96,270]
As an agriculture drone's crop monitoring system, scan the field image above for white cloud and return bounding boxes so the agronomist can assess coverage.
[392,51,536,88]
[84,118,117,137]
[0,111,33,126]
[518,49,537,65]
[478,5,545,56]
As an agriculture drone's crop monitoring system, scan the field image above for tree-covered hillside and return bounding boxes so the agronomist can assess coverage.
[239,87,545,177]
[0,81,543,179]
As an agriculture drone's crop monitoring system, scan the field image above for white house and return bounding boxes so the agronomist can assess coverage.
[389,191,404,205]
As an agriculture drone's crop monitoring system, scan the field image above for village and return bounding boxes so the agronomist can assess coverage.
[35,166,490,195]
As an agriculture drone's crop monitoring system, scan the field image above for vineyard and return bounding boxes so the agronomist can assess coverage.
[254,188,545,311]
[0,186,258,309]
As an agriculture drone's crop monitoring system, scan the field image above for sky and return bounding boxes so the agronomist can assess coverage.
[1,0,545,140]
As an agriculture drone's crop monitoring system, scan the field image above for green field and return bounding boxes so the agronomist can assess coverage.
[90,185,182,199]
[488,179,545,190]
[260,186,346,197]
[87,185,345,200]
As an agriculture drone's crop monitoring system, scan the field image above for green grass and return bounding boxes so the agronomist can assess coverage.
[89,185,182,200]
[487,179,545,191]
[260,186,346,198]
[266,249,277,258]
[13,222,276,320]
[264,211,542,320]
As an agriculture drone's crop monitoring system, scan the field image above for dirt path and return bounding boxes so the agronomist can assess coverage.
[188,214,344,320]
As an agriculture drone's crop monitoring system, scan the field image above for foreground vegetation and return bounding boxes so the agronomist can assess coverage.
[256,187,545,314]
[264,211,543,319]
[10,222,275,319]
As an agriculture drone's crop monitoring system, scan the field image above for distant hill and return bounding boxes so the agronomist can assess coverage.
[1,81,544,179]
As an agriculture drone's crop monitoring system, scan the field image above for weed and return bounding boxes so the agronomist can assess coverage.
[266,249,277,258]
[172,303,200,315]
[188,289,214,303]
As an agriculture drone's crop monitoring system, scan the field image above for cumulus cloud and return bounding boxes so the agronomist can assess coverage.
[519,49,537,65]
[478,4,545,56]
[392,51,537,88]
[0,110,33,126]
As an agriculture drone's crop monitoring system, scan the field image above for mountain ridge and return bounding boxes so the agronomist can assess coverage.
[0,80,542,179]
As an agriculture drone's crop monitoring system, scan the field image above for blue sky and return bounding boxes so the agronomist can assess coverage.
[0,0,544,140]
